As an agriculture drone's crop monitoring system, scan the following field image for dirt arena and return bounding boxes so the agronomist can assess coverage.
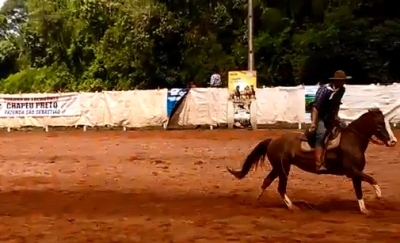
[1,129,400,242]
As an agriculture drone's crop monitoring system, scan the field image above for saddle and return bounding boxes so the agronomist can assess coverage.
[299,126,341,152]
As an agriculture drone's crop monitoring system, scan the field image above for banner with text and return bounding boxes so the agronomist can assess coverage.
[228,71,257,99]
[0,93,81,117]
[228,71,257,127]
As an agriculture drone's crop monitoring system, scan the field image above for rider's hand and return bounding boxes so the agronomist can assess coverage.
[309,123,316,132]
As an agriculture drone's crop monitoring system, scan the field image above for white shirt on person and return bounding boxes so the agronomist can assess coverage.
[210,73,221,87]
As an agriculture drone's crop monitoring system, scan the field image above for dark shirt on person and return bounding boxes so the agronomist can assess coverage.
[312,84,334,120]
[313,84,346,121]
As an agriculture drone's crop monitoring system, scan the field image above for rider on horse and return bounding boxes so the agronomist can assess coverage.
[310,70,350,172]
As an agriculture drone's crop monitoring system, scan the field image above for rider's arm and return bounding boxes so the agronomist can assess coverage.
[311,107,318,125]
[311,87,330,124]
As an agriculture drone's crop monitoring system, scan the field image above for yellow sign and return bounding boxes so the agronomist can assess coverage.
[228,71,257,100]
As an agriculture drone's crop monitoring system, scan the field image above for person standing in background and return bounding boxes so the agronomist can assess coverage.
[210,66,222,87]
[250,85,256,98]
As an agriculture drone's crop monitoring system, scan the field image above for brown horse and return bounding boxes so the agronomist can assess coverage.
[227,108,397,214]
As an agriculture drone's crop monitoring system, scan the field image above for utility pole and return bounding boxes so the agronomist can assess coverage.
[248,0,254,71]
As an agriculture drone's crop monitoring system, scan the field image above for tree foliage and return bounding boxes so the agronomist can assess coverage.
[0,0,399,93]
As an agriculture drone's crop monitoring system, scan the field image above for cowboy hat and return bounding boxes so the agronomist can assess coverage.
[329,70,352,80]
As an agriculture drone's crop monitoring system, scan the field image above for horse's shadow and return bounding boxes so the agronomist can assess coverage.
[292,198,359,212]
[257,195,399,214]
[0,189,396,218]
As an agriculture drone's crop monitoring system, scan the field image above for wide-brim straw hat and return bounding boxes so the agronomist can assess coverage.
[329,70,352,80]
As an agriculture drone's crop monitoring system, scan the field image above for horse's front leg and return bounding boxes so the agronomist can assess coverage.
[349,169,381,199]
[343,153,380,214]
[357,171,381,199]
[351,177,369,214]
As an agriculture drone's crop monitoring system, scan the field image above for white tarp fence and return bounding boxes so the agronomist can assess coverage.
[0,84,399,129]
[169,86,305,126]
[340,84,400,123]
[304,83,400,124]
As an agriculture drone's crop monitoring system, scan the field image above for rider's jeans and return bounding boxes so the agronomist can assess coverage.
[315,119,327,148]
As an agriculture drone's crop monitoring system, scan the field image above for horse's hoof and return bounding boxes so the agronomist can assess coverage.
[257,190,265,201]
[372,184,382,199]
[361,209,370,215]
[358,199,369,215]
[226,167,243,179]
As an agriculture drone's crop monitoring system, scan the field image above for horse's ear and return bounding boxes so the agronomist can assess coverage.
[368,108,382,114]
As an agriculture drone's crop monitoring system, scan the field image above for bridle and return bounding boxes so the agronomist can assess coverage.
[345,124,385,145]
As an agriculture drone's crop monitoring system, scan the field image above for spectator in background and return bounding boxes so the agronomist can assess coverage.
[210,66,222,87]
[250,85,255,98]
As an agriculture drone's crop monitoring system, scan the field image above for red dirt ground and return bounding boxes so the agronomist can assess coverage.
[0,129,400,243]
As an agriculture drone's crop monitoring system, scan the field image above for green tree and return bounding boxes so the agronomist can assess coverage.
[0,0,399,93]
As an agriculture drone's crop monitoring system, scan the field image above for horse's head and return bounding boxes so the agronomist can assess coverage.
[362,108,397,147]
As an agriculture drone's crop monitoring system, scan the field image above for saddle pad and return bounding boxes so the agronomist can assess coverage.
[300,133,341,152]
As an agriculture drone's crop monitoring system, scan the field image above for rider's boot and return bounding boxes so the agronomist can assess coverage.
[315,147,327,173]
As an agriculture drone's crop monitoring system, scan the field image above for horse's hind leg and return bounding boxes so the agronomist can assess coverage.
[257,168,279,201]
[276,160,294,210]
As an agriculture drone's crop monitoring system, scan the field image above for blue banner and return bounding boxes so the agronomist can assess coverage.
[167,88,189,117]
[305,85,319,122]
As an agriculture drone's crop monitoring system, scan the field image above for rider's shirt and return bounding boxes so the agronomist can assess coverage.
[312,84,334,119]
[312,84,345,120]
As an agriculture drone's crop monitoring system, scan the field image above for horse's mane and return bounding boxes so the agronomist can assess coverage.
[347,108,382,128]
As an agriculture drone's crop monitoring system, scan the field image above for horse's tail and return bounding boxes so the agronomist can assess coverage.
[227,138,272,179]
